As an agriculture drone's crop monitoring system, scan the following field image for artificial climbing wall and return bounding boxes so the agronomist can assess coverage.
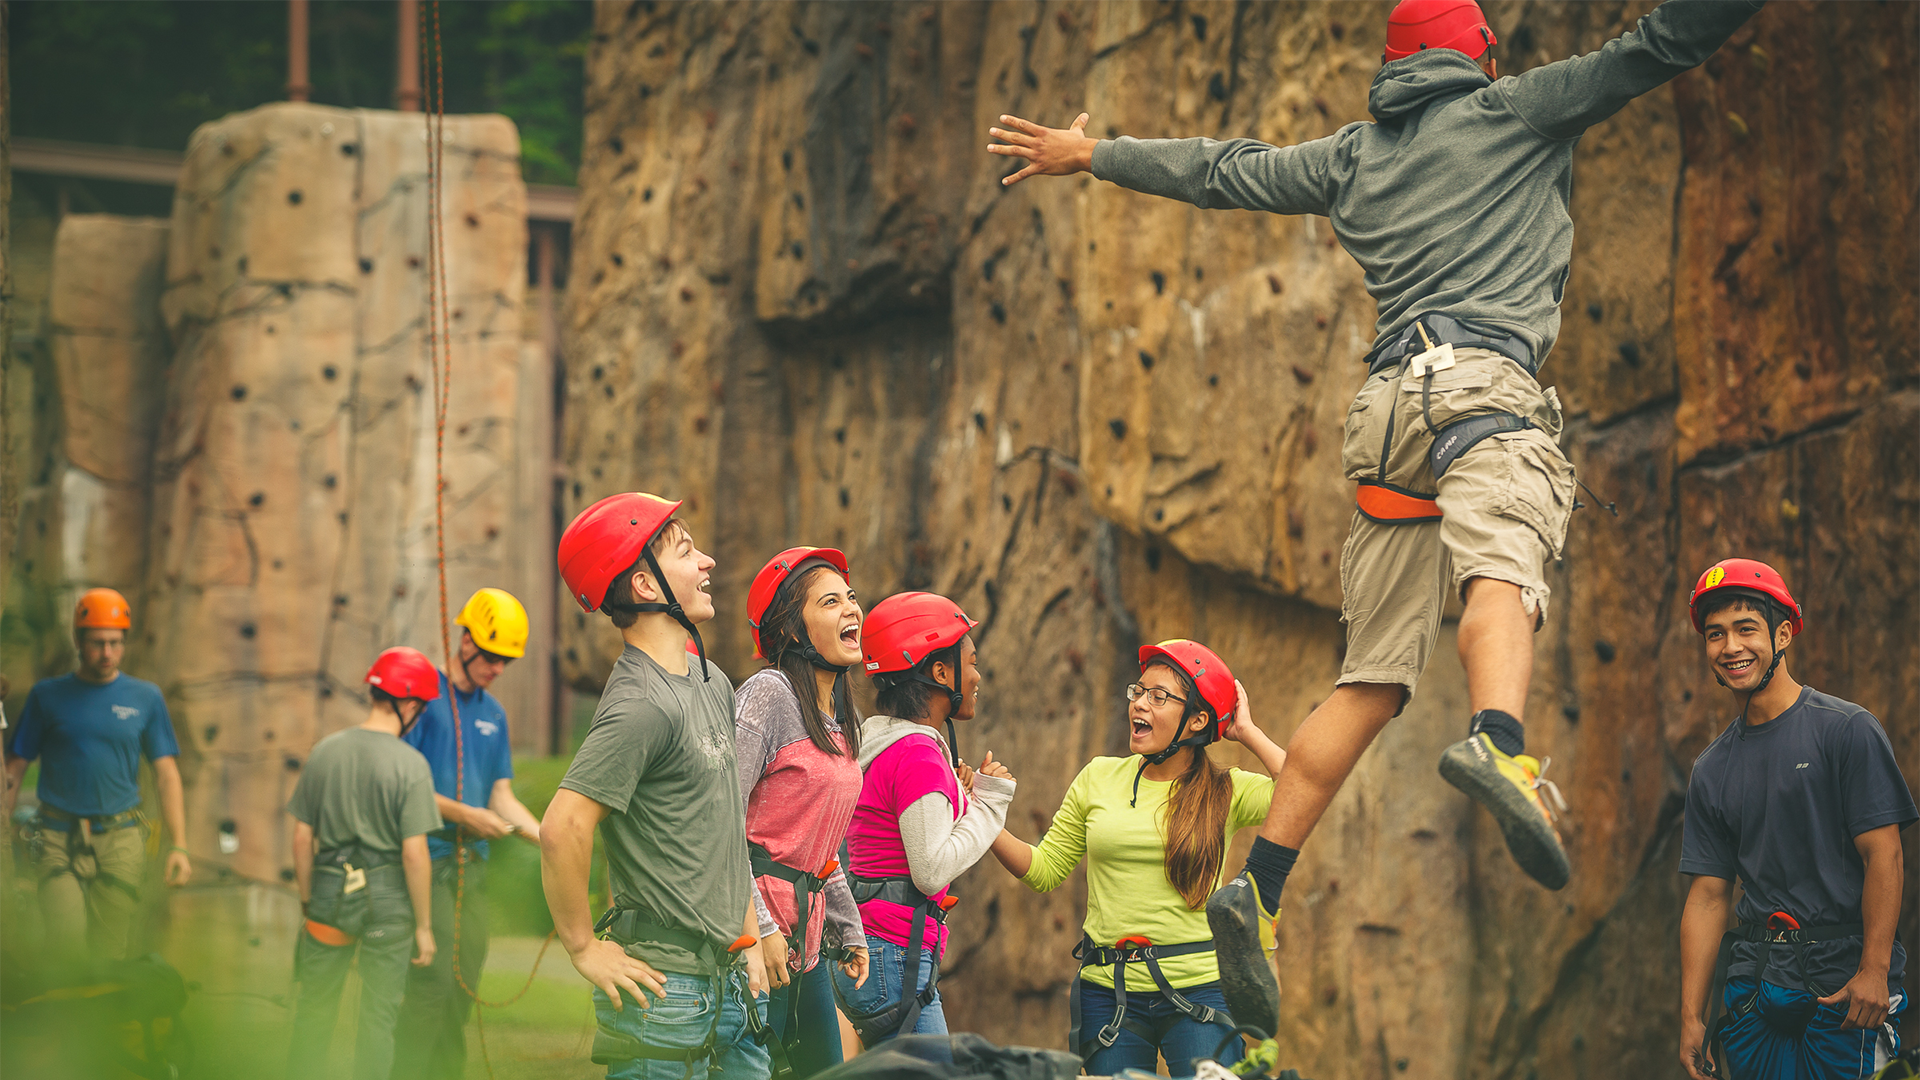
[559,2,1917,1077]
[3,103,555,888]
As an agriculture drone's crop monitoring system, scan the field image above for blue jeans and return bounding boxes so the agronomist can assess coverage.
[828,934,946,1044]
[1075,978,1243,1079]
[1721,977,1907,1080]
[592,969,771,1080]
[767,961,844,1078]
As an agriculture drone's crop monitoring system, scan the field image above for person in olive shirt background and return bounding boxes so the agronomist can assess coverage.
[2,588,191,970]
[285,647,444,1080]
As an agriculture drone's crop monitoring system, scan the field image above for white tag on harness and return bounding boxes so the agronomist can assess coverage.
[344,865,367,894]
[1406,341,1456,378]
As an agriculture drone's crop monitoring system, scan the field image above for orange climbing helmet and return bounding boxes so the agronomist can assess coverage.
[1689,558,1803,636]
[364,647,441,701]
[558,492,683,614]
[74,588,133,631]
[747,547,851,659]
[1383,0,1496,63]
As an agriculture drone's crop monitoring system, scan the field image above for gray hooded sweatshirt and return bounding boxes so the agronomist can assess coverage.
[1091,0,1764,373]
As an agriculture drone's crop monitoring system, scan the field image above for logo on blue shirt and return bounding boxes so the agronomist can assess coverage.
[112,705,140,721]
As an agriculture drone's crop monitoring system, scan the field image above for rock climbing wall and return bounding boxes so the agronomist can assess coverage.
[563,2,1916,1077]
[1,215,174,695]
[141,102,542,882]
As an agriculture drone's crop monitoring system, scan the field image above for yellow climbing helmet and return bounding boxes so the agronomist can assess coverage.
[455,588,529,658]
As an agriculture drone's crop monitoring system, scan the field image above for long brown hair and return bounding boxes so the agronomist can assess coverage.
[757,562,862,757]
[1149,660,1234,909]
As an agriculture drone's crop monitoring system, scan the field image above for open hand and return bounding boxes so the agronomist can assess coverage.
[1222,680,1257,744]
[988,113,1097,186]
[1817,968,1892,1031]
[570,937,667,1009]
[743,943,770,997]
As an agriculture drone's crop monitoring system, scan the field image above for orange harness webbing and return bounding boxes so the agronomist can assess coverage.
[1356,480,1442,524]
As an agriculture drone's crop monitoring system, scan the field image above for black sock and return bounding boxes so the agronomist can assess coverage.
[1470,709,1525,757]
[1243,837,1298,916]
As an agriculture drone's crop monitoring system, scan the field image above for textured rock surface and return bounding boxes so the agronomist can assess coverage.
[137,102,543,882]
[563,2,1916,1076]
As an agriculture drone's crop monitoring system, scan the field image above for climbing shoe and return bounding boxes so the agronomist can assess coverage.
[1205,872,1281,1041]
[1439,733,1570,890]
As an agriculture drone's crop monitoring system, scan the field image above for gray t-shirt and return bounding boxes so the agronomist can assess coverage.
[1681,686,1917,993]
[559,645,750,973]
[288,727,442,855]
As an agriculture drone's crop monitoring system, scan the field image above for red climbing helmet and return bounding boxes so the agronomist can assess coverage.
[1138,639,1238,739]
[747,547,851,659]
[862,592,976,674]
[558,492,683,613]
[1689,558,1803,636]
[365,646,441,701]
[1383,0,1496,63]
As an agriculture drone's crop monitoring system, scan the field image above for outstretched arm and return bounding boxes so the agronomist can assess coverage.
[990,112,1338,216]
[1502,0,1765,140]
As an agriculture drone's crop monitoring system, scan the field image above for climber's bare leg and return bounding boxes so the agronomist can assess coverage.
[1458,577,1532,720]
[1255,682,1403,848]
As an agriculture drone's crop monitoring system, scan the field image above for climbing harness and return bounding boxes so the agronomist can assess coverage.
[1068,935,1233,1063]
[1705,910,1884,1071]
[1355,313,1614,523]
[590,905,757,1076]
[748,842,844,1075]
[34,807,145,901]
[835,870,958,1044]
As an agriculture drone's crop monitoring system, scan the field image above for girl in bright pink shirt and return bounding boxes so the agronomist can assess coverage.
[832,593,1016,1045]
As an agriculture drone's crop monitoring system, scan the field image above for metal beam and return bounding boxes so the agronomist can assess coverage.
[12,137,577,223]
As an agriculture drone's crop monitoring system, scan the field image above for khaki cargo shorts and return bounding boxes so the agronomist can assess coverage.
[1336,347,1575,710]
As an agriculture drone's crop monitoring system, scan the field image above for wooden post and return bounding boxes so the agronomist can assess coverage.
[287,0,311,102]
[396,0,421,112]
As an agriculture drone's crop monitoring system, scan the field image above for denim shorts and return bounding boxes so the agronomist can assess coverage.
[592,968,771,1080]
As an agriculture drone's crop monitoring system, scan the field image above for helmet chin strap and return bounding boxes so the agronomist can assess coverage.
[905,649,964,769]
[784,642,850,676]
[606,548,709,680]
[1132,709,1211,807]
[1727,638,1787,726]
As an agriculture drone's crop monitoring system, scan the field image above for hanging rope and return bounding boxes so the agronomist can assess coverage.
[417,5,555,1076]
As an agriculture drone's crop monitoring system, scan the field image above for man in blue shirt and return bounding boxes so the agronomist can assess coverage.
[390,588,543,1079]
[2,588,192,967]
[1677,560,1915,1080]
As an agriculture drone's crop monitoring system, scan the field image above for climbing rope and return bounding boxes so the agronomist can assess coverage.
[417,3,555,1075]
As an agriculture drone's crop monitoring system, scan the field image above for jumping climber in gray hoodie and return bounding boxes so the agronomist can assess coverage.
[988,0,1765,1042]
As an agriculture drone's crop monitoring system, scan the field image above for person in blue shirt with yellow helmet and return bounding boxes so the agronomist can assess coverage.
[389,588,544,1080]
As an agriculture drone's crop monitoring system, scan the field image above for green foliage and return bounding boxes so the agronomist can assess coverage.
[10,0,589,186]
[488,752,607,937]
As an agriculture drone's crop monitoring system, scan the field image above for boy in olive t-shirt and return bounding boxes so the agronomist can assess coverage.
[544,496,771,1080]
[285,648,444,1080]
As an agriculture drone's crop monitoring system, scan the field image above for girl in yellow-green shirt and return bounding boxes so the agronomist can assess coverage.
[988,639,1287,1076]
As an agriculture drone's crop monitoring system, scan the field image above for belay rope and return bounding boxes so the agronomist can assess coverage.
[418,4,559,1076]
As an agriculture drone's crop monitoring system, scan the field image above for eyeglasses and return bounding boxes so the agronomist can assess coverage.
[1125,683,1188,709]
[474,648,515,667]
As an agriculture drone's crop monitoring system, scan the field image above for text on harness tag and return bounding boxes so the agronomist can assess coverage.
[1407,341,1456,378]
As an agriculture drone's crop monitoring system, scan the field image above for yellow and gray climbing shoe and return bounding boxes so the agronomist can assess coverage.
[1205,871,1281,1040]
[1439,733,1570,890]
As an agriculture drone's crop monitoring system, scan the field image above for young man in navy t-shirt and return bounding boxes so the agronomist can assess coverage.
[2,588,191,967]
[390,588,543,1080]
[1676,559,1916,1080]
